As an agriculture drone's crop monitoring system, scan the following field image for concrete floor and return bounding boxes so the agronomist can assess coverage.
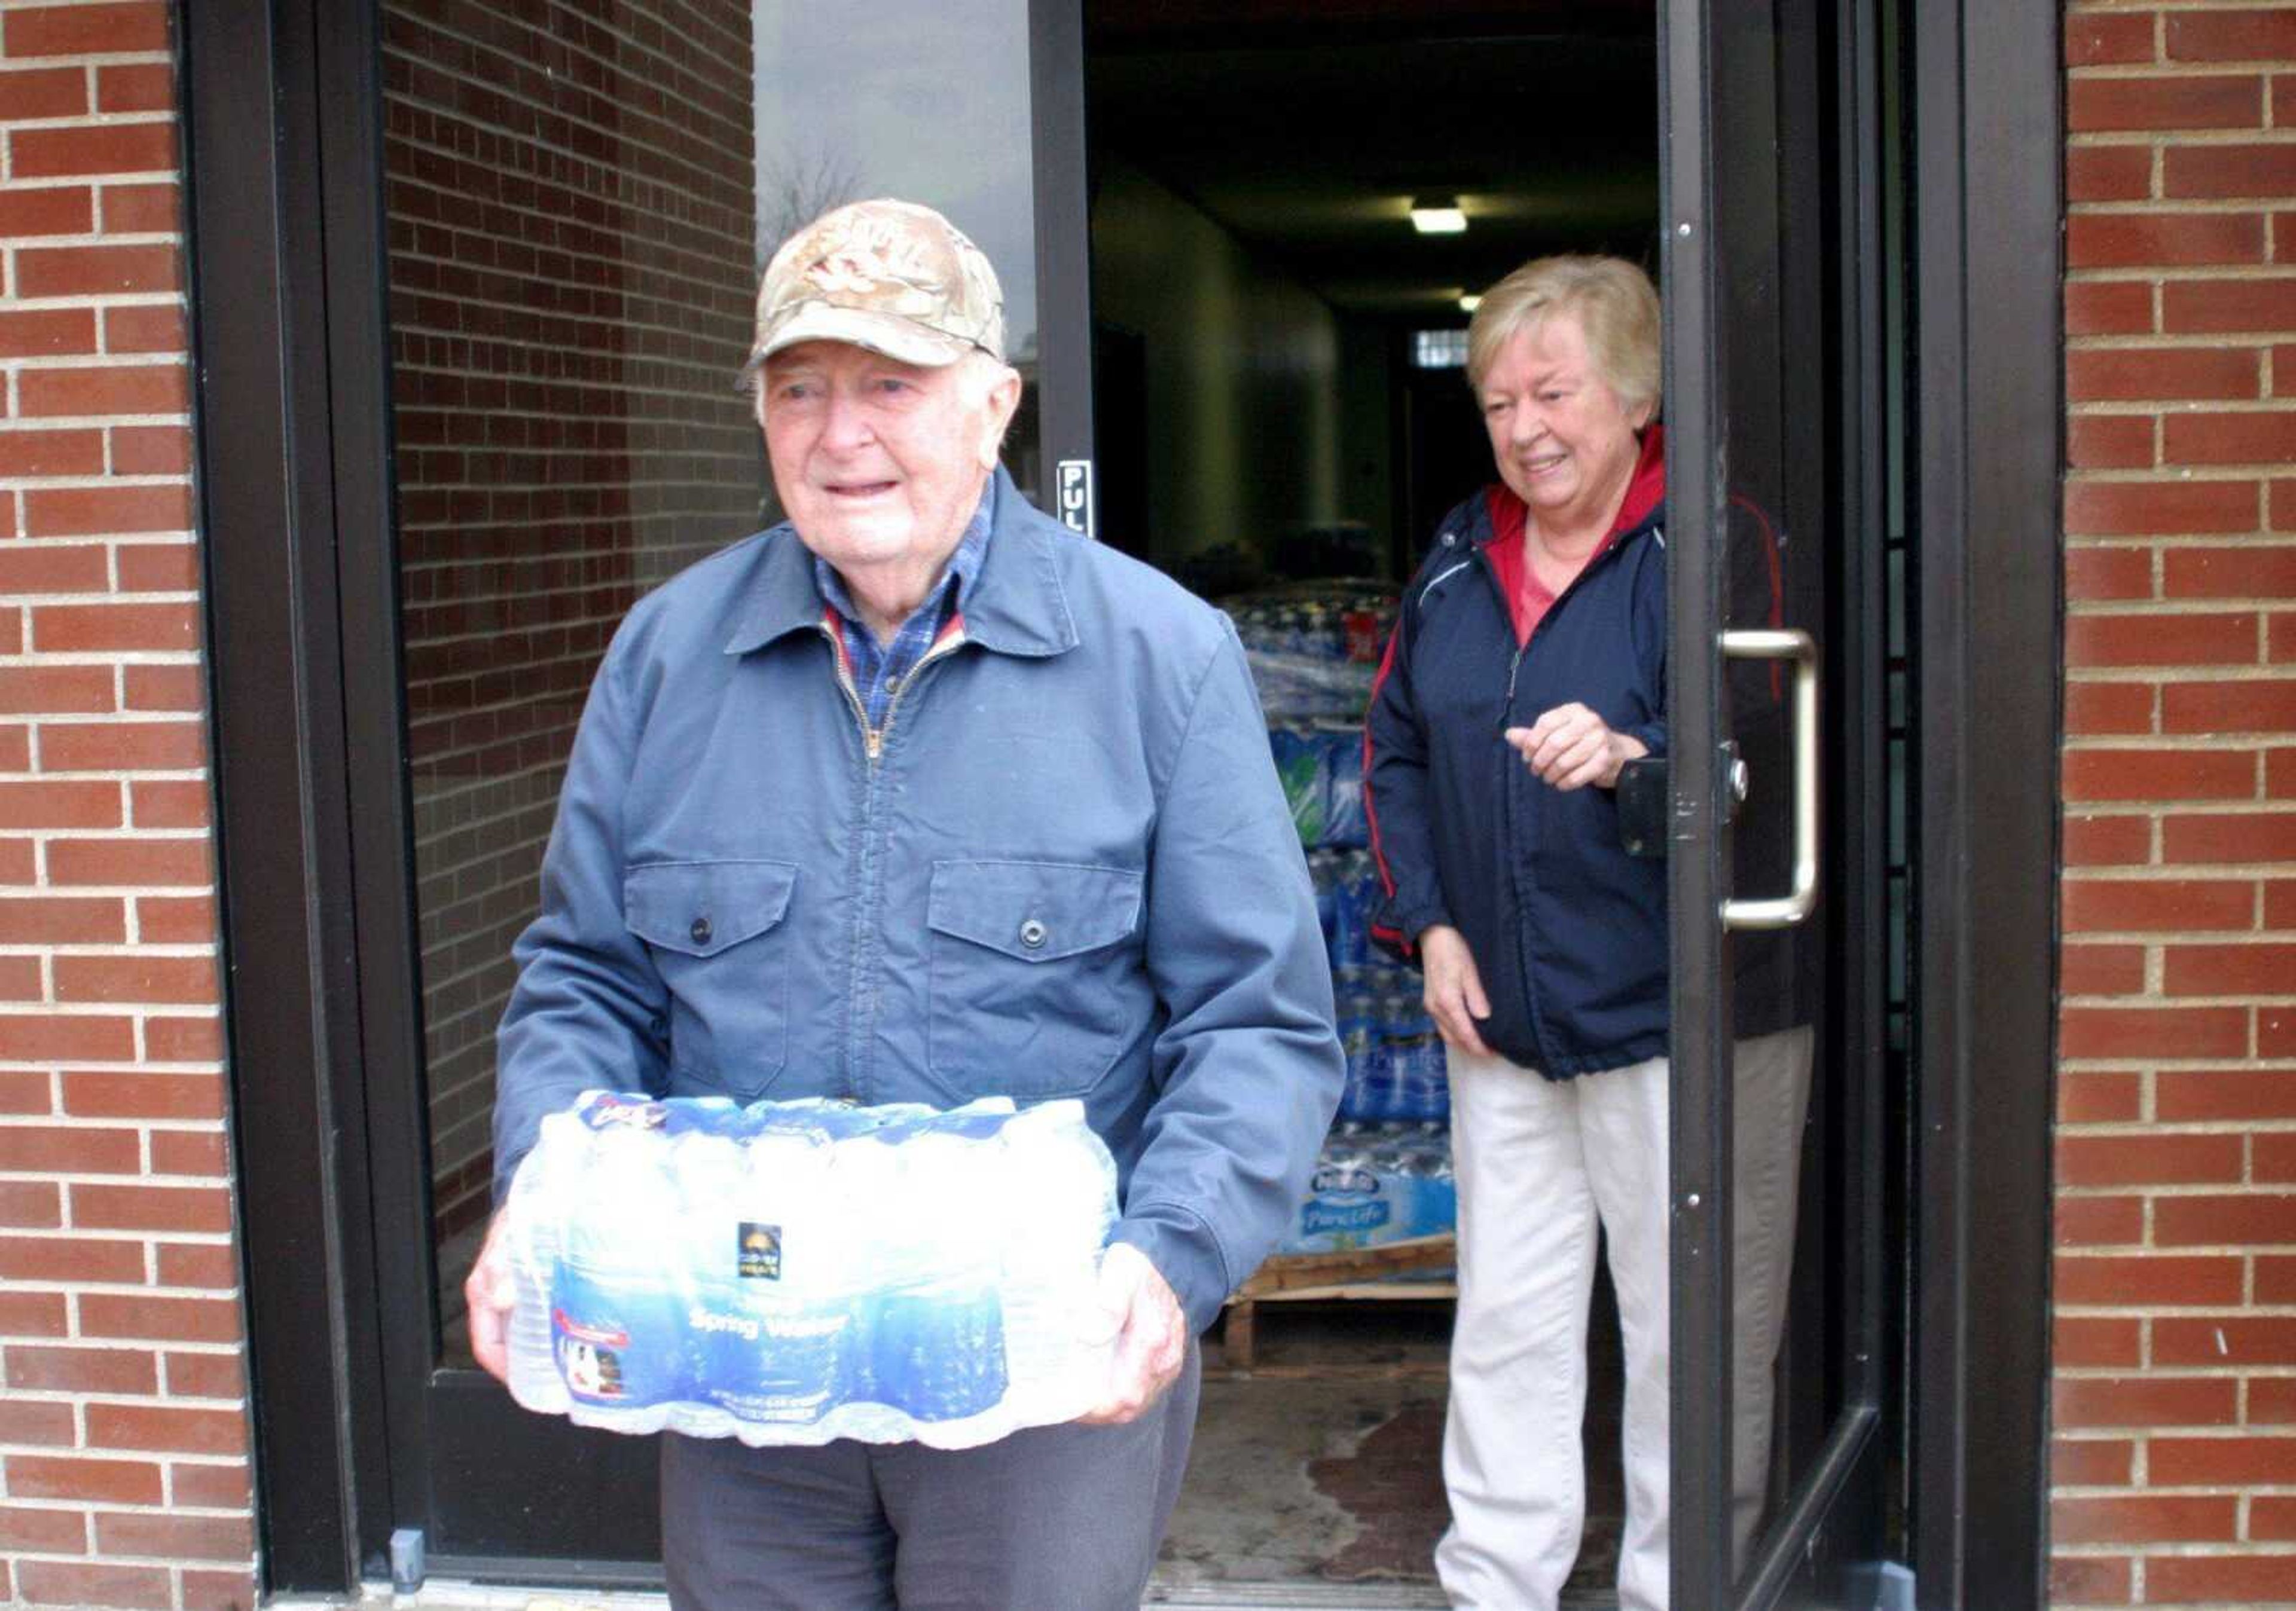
[1154,1294,1627,1608]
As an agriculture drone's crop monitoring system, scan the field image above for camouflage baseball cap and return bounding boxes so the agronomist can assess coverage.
[749,198,1006,371]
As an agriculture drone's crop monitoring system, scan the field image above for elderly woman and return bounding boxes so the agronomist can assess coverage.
[1364,255,1808,1609]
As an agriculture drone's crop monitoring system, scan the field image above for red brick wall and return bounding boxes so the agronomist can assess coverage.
[2057,4,2296,1604]
[380,0,761,1252]
[0,4,251,1609]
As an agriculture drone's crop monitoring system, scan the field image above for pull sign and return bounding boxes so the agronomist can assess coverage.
[1055,458,1096,540]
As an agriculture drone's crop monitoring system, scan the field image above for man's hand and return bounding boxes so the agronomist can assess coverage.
[465,1208,518,1386]
[1073,1242,1187,1426]
[1418,923,1492,1058]
[1504,702,1647,792]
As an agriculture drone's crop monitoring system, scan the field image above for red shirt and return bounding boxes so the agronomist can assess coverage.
[1481,426,1668,647]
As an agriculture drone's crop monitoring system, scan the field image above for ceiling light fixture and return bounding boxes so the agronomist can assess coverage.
[1458,294,1483,314]
[1409,196,1467,235]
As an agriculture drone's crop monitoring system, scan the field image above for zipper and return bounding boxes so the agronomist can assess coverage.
[817,622,875,754]
[1474,527,1635,1071]
[816,620,969,1103]
[1470,546,1530,733]
[815,622,967,761]
[872,630,966,759]
[1473,520,1637,730]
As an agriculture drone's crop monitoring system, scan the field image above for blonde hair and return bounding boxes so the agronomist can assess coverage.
[1466,255,1662,418]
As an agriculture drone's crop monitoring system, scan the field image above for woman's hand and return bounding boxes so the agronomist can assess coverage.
[1419,924,1493,1058]
[1504,702,1648,791]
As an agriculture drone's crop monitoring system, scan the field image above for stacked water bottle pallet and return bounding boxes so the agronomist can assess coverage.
[1225,583,1460,1372]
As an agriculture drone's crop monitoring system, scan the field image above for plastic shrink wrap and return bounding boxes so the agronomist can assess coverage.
[502,1091,1119,1450]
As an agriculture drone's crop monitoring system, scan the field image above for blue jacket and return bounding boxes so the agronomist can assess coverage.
[493,468,1345,1331]
[1365,456,1670,1078]
[1364,437,1797,1078]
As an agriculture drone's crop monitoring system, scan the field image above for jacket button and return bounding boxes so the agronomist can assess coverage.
[1019,918,1048,950]
[690,915,713,946]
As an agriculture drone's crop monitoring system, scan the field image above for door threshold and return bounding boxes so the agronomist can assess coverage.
[354,1576,1619,1610]
[1147,1584,1449,1609]
[1145,1582,1617,1610]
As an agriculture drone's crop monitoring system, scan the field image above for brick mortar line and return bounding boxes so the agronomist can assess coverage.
[2070,263,2296,276]
[2061,746,2285,759]
[2068,668,2296,681]
[0,1124,230,1138]
[0,416,191,431]
[2066,539,2296,553]
[0,112,176,136]
[0,240,182,258]
[2054,1356,2296,1367]
[1,1285,246,1303]
[2053,1176,2296,1188]
[2066,872,2296,881]
[0,999,215,1010]
[0,1495,249,1512]
[0,356,191,371]
[2071,334,2295,354]
[2063,600,2296,613]
[0,589,201,603]
[0,944,219,956]
[5,774,216,787]
[2072,199,2296,213]
[2072,129,2296,143]
[0,473,199,487]
[2065,1059,2296,1069]
[0,655,209,666]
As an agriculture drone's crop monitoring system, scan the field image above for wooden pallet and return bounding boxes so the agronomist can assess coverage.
[1220,1233,1457,1369]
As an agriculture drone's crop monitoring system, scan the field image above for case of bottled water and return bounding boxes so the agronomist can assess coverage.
[1276,1126,1457,1256]
[501,1090,1119,1450]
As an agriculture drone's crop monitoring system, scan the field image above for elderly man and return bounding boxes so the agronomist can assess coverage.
[462,198,1344,1609]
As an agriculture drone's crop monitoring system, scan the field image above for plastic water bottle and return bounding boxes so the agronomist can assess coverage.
[1386,998,1444,1124]
[868,1274,1009,1423]
[551,1127,691,1416]
[1363,996,1409,1123]
[1323,730,1367,849]
[1335,984,1378,1124]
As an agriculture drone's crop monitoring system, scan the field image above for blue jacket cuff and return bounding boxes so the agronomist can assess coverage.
[1112,1202,1232,1335]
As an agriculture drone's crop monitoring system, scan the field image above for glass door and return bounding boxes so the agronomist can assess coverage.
[346,0,1091,1573]
[1663,0,1901,1604]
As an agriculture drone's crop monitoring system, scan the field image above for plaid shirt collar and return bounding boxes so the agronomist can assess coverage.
[814,483,993,730]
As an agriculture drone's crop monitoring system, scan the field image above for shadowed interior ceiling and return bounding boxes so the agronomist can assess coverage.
[1087,1,1660,317]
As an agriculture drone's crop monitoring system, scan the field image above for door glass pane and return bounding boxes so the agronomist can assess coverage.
[1706,0,1870,1588]
[375,0,1039,1352]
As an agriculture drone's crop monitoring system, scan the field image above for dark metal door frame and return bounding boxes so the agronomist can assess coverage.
[1907,0,2062,1604]
[1666,0,2058,1605]
[1662,0,1893,1600]
[186,0,2056,1597]
[184,0,1101,1589]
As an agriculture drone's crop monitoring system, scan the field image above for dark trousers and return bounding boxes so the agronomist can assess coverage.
[660,1343,1201,1611]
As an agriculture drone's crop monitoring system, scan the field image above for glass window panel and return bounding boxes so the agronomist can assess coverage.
[378,0,1039,1349]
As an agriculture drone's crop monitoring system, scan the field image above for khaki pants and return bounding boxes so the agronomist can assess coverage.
[1435,1028,1815,1611]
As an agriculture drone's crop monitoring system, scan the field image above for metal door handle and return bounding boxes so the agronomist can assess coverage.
[1720,628,1818,930]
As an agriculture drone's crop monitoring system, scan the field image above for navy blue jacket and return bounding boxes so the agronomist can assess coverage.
[1364,437,1794,1078]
